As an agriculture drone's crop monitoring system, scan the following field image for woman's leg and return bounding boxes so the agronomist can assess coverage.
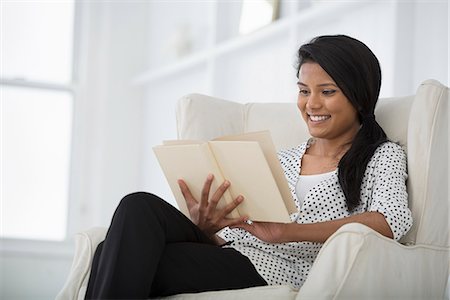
[85,192,213,299]
[85,192,266,299]
[150,242,267,297]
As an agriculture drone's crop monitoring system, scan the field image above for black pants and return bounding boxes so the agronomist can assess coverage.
[85,192,267,299]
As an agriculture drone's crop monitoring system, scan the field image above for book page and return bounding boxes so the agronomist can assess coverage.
[209,141,291,223]
[214,131,296,214]
[162,140,203,146]
[153,143,238,219]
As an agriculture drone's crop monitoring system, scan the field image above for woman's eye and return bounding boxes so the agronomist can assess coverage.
[299,89,309,96]
[322,89,336,95]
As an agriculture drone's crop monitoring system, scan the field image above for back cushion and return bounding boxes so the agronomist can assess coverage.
[375,95,413,148]
[404,80,449,247]
[244,103,307,150]
[176,93,244,141]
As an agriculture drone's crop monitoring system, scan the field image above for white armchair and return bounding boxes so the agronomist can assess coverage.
[57,79,449,300]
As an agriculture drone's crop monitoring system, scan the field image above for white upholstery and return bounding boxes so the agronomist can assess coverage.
[57,79,449,300]
[57,228,107,300]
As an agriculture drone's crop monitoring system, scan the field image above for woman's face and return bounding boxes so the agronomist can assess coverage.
[297,62,360,142]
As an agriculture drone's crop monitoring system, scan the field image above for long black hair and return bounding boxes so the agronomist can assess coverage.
[297,35,388,211]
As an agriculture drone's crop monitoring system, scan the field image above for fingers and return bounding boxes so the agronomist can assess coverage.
[207,179,231,213]
[200,174,215,210]
[177,179,197,208]
[179,176,244,229]
[218,195,244,219]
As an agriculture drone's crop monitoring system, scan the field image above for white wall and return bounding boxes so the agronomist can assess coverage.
[1,1,448,299]
[0,2,149,299]
[70,1,148,230]
[0,247,73,300]
[411,1,449,92]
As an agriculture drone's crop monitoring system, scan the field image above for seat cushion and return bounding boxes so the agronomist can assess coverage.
[153,285,298,300]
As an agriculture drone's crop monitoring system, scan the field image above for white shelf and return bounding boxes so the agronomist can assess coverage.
[214,16,291,57]
[132,1,372,86]
[132,18,291,86]
[0,78,75,92]
[132,50,208,85]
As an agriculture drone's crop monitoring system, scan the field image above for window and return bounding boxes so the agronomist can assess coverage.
[1,1,75,241]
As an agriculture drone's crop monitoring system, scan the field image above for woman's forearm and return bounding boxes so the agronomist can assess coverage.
[284,211,393,243]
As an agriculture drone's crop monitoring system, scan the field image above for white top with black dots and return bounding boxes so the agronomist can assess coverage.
[296,170,336,208]
[218,140,413,290]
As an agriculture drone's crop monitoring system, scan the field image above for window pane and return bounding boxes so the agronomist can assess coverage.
[1,86,73,240]
[1,1,74,83]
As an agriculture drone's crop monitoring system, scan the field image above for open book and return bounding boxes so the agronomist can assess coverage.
[153,131,297,223]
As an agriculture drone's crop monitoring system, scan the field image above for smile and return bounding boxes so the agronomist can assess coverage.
[309,114,331,122]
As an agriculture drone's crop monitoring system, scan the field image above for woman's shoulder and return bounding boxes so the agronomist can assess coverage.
[277,141,308,157]
[373,141,406,157]
[369,141,407,170]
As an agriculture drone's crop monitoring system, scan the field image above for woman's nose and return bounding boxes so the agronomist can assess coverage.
[306,93,322,109]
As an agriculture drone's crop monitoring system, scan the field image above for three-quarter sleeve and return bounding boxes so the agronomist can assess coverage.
[368,143,413,241]
[217,226,248,242]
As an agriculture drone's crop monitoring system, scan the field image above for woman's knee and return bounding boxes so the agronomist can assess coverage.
[118,192,166,212]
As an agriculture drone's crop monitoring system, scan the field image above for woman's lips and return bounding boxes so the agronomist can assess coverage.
[309,114,331,122]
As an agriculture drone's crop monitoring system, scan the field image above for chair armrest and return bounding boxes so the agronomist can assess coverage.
[297,223,449,300]
[56,227,107,300]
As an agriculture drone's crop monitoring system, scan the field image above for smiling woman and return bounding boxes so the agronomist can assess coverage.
[297,63,360,148]
[83,35,412,299]
[296,35,388,211]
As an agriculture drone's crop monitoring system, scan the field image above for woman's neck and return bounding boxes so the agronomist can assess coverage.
[307,137,353,160]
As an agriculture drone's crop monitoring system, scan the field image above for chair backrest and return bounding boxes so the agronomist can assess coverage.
[176,79,449,247]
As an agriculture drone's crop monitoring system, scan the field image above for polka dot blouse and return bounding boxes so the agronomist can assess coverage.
[218,140,413,290]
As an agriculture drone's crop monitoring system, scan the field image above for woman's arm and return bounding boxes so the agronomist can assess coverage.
[287,211,392,243]
[235,142,410,244]
[233,211,392,244]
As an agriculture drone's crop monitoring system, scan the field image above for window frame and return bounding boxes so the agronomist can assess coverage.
[0,0,81,255]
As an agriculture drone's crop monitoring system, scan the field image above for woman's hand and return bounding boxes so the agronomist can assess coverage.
[231,221,290,244]
[177,174,247,238]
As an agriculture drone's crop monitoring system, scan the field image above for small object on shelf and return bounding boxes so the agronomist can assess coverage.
[167,23,193,59]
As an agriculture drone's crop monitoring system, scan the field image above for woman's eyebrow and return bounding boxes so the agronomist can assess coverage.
[317,83,338,87]
[297,81,337,87]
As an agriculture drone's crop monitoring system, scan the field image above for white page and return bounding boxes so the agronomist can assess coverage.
[214,131,296,214]
[209,141,291,223]
[153,143,237,219]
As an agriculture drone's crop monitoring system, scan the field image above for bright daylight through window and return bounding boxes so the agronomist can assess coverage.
[1,1,75,240]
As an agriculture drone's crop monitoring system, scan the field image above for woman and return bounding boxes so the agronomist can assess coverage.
[85,35,412,299]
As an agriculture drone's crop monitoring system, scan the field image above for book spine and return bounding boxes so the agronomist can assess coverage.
[203,143,240,219]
